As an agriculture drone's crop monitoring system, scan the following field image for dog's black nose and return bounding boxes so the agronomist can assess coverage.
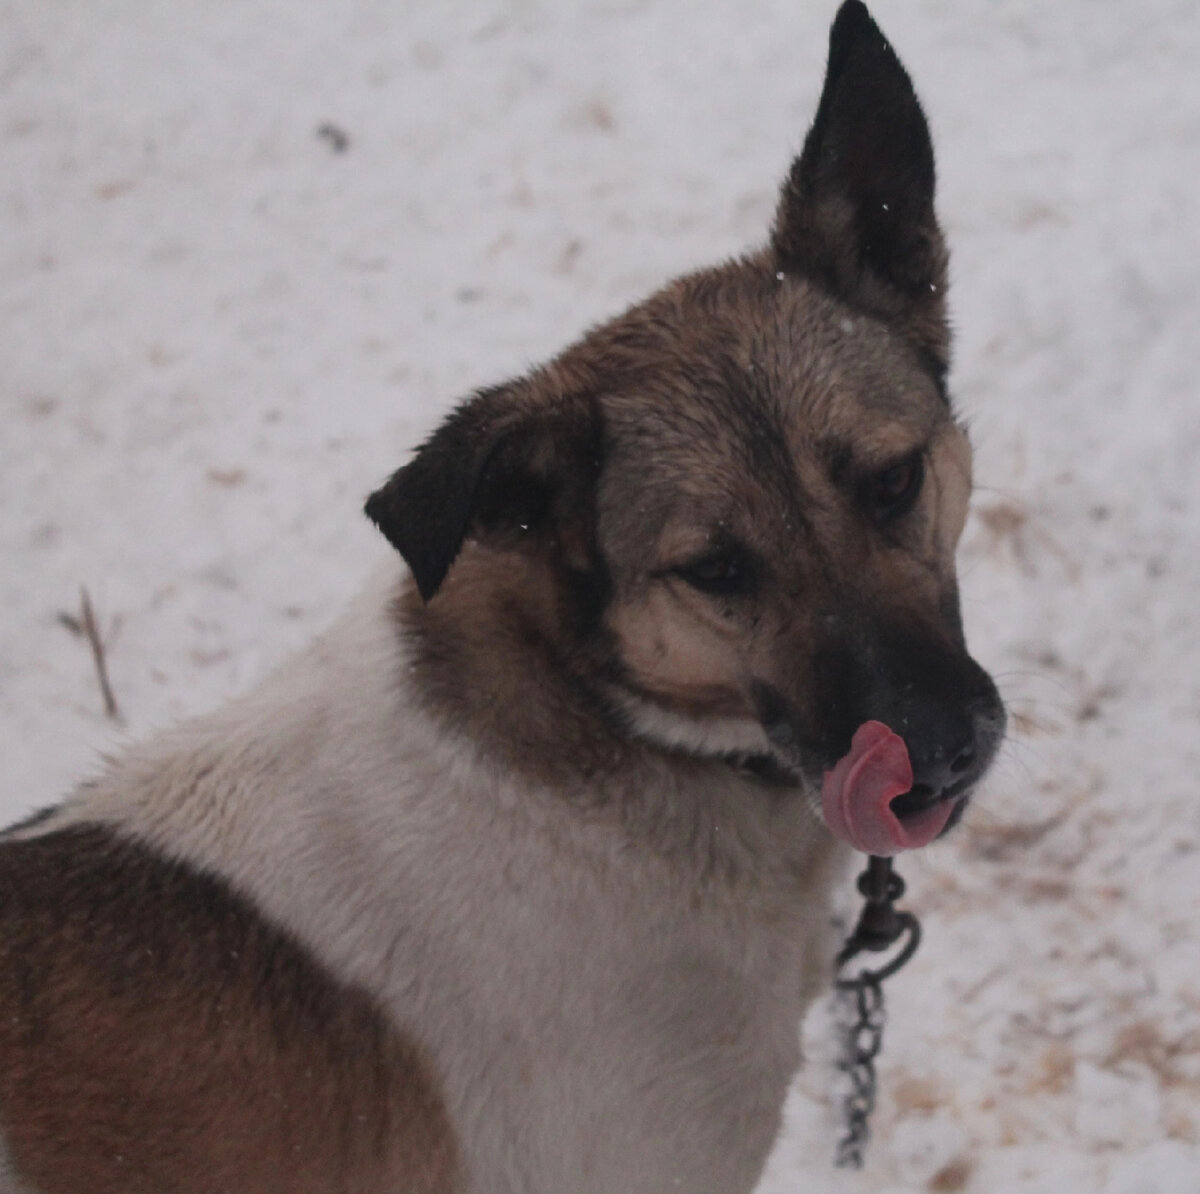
[814,618,1007,814]
[903,701,1002,806]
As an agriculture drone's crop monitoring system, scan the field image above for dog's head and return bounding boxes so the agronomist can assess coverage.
[367,1,1004,851]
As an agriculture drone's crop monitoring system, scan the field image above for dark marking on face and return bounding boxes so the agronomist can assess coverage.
[372,0,1004,818]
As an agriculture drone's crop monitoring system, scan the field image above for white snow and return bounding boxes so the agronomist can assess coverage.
[3,2,1199,1190]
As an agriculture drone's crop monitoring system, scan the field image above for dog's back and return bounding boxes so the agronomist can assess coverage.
[0,823,460,1194]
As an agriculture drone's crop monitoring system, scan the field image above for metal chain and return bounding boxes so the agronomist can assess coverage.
[832,856,922,1170]
[834,971,886,1168]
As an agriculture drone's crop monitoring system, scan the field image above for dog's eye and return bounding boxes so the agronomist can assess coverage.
[869,452,924,519]
[674,549,755,596]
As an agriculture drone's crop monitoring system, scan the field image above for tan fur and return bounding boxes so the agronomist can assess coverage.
[0,9,1003,1193]
[0,826,460,1194]
[553,270,975,757]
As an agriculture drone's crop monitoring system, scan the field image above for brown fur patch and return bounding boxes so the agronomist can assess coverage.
[368,4,1003,798]
[394,258,997,794]
[0,826,461,1194]
[575,267,978,750]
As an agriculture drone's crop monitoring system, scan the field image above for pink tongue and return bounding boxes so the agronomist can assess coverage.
[820,721,955,855]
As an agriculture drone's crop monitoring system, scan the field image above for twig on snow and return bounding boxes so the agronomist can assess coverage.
[60,587,124,724]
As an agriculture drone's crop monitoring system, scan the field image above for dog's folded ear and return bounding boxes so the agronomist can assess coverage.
[773,0,949,374]
[365,381,603,601]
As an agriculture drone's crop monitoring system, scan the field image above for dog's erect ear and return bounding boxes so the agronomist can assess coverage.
[773,1,949,372]
[365,382,603,601]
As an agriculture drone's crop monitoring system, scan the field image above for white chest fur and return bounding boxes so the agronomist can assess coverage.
[51,574,844,1194]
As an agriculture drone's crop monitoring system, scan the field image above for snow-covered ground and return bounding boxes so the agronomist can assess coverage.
[3,2,1199,1190]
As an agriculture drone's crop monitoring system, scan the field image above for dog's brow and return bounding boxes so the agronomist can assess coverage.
[819,434,931,478]
[825,441,854,484]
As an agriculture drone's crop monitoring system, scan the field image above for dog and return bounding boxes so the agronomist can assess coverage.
[0,4,1005,1192]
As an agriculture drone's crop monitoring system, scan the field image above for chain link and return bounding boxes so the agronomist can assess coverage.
[832,856,923,1170]
[834,972,886,1168]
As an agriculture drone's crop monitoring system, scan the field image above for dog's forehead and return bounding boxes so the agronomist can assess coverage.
[596,268,948,488]
[756,283,948,450]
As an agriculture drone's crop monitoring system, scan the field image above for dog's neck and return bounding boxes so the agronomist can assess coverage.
[395,545,653,791]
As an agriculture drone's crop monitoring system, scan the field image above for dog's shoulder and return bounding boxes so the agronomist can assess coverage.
[12,566,442,880]
[0,821,462,1194]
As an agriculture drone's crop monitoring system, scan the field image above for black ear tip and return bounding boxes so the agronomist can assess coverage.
[832,0,872,28]
[363,487,380,521]
[831,1,883,45]
[828,1,895,74]
[363,485,393,545]
[365,481,451,602]
[363,486,406,571]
